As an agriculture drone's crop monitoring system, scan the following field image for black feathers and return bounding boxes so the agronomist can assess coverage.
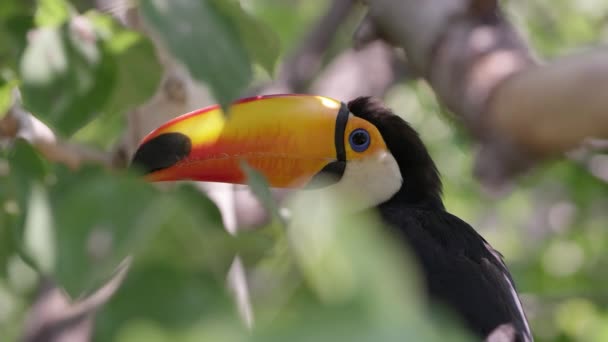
[380,207,531,341]
[348,97,531,341]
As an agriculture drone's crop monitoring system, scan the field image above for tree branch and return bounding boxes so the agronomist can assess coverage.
[491,49,608,155]
[364,0,608,186]
[22,258,131,342]
[0,90,114,169]
[270,0,357,93]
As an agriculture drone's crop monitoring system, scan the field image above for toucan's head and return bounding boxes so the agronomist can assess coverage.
[132,95,442,209]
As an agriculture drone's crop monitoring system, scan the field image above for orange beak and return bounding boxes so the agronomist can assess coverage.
[131,94,351,188]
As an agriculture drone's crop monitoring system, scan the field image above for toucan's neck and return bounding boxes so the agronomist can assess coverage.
[378,151,445,211]
[380,182,445,211]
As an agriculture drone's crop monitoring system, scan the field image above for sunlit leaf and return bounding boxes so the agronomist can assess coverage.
[0,278,29,341]
[34,0,71,27]
[0,80,17,119]
[140,0,252,109]
[22,183,55,274]
[6,254,38,294]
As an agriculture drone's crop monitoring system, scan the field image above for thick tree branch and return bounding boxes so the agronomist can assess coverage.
[364,0,608,185]
[491,50,608,155]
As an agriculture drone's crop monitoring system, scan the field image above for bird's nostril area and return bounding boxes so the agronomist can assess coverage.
[131,132,192,174]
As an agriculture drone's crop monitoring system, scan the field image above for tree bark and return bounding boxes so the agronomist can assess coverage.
[364,0,608,185]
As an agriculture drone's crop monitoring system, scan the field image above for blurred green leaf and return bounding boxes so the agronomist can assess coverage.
[0,2,35,71]
[212,0,280,75]
[48,165,236,296]
[0,79,17,119]
[250,191,471,341]
[0,219,13,278]
[20,19,116,136]
[1,140,49,235]
[95,263,243,341]
[140,0,252,108]
[0,279,29,342]
[6,254,38,294]
[245,0,326,52]
[22,183,55,274]
[73,11,162,147]
[0,161,16,278]
[49,166,166,295]
[103,25,161,122]
[240,161,281,221]
[34,0,71,27]
[0,141,48,291]
[139,184,236,276]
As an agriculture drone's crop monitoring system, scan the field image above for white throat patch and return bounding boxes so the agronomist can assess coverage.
[304,150,402,211]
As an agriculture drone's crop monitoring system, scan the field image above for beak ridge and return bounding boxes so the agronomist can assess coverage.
[131,94,347,186]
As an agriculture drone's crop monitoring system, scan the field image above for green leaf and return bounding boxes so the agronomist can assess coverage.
[0,80,17,119]
[0,3,35,71]
[140,0,252,109]
[19,19,116,136]
[212,0,280,75]
[141,184,236,276]
[240,161,281,221]
[34,0,71,27]
[95,263,242,341]
[73,12,162,147]
[50,166,164,295]
[1,140,49,232]
[103,25,161,120]
[0,141,49,278]
[0,159,16,278]
[48,165,235,296]
[22,183,55,274]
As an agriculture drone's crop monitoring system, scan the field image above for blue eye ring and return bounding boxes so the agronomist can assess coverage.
[349,128,371,152]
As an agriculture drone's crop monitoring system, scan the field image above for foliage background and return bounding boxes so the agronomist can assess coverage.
[1,0,608,341]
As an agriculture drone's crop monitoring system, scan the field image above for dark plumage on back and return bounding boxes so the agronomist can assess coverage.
[348,97,531,341]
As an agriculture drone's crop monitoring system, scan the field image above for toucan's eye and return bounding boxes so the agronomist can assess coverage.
[349,128,370,152]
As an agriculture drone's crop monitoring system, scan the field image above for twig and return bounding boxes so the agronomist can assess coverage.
[272,0,357,93]
[22,258,131,342]
[0,90,114,169]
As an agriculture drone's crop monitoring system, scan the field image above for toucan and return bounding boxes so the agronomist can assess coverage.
[131,94,532,341]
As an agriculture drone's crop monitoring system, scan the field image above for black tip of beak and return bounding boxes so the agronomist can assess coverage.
[130,132,192,174]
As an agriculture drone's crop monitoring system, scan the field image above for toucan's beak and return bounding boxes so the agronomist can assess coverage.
[131,94,352,188]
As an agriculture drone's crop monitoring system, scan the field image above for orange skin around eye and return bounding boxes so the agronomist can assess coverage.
[343,115,387,161]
